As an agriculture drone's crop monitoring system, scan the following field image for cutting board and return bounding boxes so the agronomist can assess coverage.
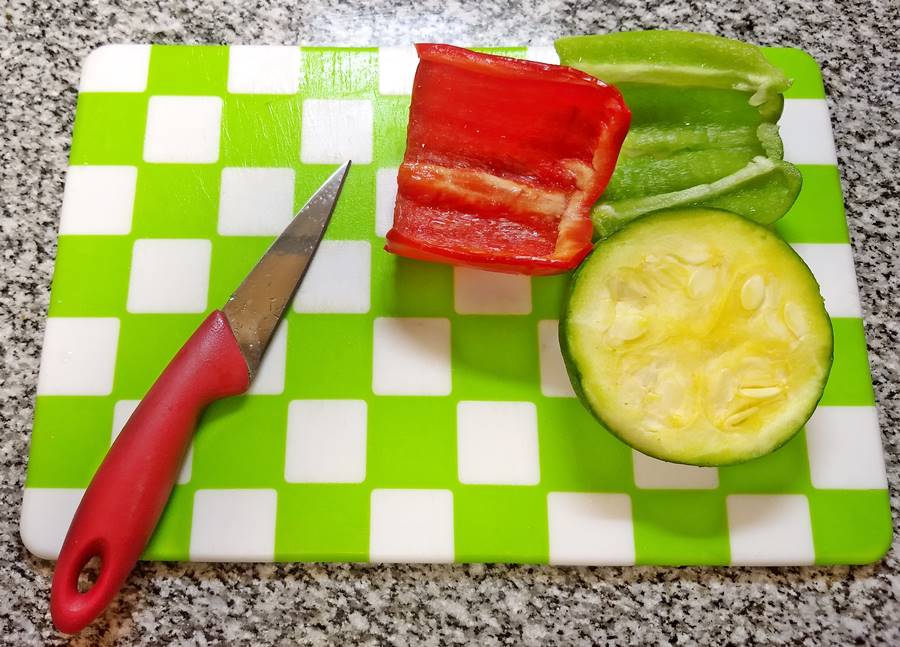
[22,44,891,566]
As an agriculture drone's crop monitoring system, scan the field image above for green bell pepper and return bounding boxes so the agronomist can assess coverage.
[555,31,802,238]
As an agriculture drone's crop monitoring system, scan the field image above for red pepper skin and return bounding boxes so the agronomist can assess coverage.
[385,44,631,275]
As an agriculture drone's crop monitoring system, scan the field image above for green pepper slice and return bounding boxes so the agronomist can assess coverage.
[556,31,802,237]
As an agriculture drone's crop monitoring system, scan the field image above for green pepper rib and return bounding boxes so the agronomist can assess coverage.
[620,124,761,158]
[574,63,788,106]
[593,156,801,237]
[757,123,784,159]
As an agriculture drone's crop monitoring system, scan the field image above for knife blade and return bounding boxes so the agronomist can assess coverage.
[223,162,350,375]
[50,162,351,634]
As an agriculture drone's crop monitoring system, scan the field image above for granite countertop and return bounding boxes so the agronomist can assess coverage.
[1,0,898,644]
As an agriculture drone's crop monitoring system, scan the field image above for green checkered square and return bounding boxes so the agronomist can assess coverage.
[69,93,148,165]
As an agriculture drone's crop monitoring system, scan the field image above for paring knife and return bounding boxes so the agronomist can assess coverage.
[50,162,352,634]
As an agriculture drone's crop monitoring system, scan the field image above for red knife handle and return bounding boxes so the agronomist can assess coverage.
[50,310,250,634]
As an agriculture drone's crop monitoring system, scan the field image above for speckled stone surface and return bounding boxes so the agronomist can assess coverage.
[1,0,898,644]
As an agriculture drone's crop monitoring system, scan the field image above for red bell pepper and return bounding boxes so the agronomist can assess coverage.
[385,44,631,275]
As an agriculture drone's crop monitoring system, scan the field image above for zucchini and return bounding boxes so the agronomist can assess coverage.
[561,208,833,465]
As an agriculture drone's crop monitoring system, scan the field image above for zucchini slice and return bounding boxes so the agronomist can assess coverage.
[561,208,833,465]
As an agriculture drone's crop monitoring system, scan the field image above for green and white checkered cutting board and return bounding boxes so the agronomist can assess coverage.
[22,44,891,566]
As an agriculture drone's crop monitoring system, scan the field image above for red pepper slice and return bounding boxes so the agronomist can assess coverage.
[385,44,631,275]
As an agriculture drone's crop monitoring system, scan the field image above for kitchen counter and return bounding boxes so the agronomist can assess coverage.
[1,0,897,644]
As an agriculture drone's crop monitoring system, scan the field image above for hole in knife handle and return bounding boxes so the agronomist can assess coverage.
[76,555,103,594]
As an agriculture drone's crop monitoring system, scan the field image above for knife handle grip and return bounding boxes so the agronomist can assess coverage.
[50,310,249,634]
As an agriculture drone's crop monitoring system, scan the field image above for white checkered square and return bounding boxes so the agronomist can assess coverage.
[228,46,302,94]
[457,401,539,485]
[59,166,137,235]
[190,489,277,561]
[127,239,211,313]
[285,400,367,483]
[525,46,559,64]
[805,406,887,489]
[454,268,531,315]
[248,321,287,395]
[143,96,223,164]
[300,99,373,164]
[370,489,454,562]
[538,320,575,397]
[378,46,419,95]
[547,492,635,565]
[727,494,815,565]
[372,317,451,395]
[632,451,718,489]
[293,240,371,313]
[20,488,85,559]
[779,99,838,165]
[375,167,399,237]
[791,243,862,317]
[218,167,295,236]
[37,317,120,396]
[80,44,151,92]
